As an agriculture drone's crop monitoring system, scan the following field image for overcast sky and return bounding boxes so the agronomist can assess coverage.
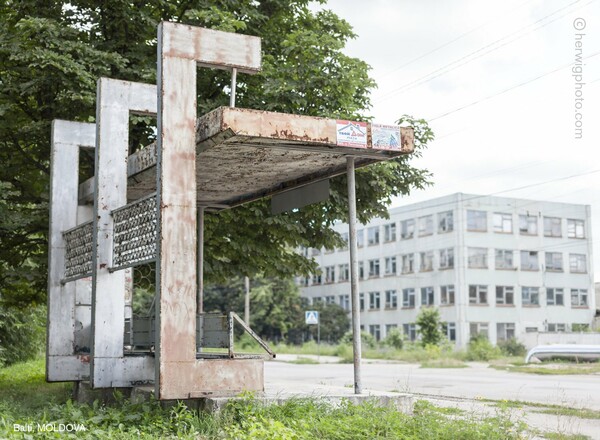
[320,0,600,275]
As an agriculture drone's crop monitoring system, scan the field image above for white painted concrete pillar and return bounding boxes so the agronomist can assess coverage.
[91,78,156,388]
[47,120,95,381]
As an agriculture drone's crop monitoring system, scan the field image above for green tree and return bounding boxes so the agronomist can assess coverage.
[416,307,443,347]
[0,1,432,309]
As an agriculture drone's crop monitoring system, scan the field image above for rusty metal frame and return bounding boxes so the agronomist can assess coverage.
[230,312,276,359]
[156,21,263,399]
[90,78,157,388]
[47,120,96,382]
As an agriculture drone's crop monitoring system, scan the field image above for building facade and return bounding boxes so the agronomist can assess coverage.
[298,193,595,348]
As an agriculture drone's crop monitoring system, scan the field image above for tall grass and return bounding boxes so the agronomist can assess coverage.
[0,357,529,439]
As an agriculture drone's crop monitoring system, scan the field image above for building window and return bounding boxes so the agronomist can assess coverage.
[369,292,381,310]
[497,323,516,342]
[571,288,588,307]
[522,286,540,306]
[544,217,562,237]
[493,212,512,233]
[338,264,349,282]
[401,253,415,274]
[495,249,514,270]
[569,253,587,273]
[421,287,434,306]
[339,294,350,311]
[546,288,564,306]
[469,285,488,305]
[385,290,398,309]
[359,293,365,311]
[519,214,538,235]
[439,248,454,269]
[299,276,310,286]
[520,250,539,271]
[545,252,563,272]
[403,323,417,341]
[357,229,364,247]
[312,273,322,285]
[467,210,487,232]
[469,322,489,339]
[368,259,380,277]
[468,247,488,269]
[367,226,380,245]
[385,324,398,335]
[567,219,585,238]
[313,296,322,305]
[384,256,397,276]
[418,215,433,236]
[419,251,434,272]
[496,286,514,305]
[442,322,457,341]
[547,323,566,332]
[311,247,321,256]
[339,232,349,251]
[438,211,453,233]
[383,223,396,242]
[402,288,416,307]
[358,261,365,280]
[400,219,415,239]
[324,247,334,255]
[440,285,455,305]
[324,266,335,284]
[526,327,538,333]
[325,295,335,305]
[369,324,381,341]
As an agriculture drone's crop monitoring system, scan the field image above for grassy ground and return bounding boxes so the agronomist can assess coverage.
[489,358,600,375]
[0,357,531,439]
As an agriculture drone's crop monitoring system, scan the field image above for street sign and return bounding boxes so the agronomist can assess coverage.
[305,310,319,325]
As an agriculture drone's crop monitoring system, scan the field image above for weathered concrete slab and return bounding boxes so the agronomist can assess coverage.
[78,107,414,208]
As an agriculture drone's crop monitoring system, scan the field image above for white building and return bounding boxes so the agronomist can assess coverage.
[298,193,595,348]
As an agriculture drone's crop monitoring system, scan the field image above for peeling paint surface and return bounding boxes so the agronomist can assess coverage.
[79,107,414,207]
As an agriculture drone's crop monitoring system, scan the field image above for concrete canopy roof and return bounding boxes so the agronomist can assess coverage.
[79,106,414,209]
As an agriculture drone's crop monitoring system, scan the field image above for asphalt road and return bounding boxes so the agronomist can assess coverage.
[265,356,600,410]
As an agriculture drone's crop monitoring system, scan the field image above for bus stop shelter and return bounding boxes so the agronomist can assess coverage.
[47,22,414,400]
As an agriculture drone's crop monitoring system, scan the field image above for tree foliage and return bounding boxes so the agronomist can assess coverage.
[0,0,433,307]
[416,307,443,347]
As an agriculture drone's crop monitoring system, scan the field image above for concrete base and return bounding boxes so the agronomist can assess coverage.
[130,385,413,414]
[73,382,133,404]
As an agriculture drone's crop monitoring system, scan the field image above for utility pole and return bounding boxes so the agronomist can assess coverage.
[244,276,250,325]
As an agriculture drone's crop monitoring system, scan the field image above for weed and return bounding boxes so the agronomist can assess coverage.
[288,357,319,365]
[420,359,469,368]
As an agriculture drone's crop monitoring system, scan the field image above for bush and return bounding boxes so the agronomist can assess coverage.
[340,330,376,349]
[383,327,404,349]
[497,338,527,357]
[466,335,502,361]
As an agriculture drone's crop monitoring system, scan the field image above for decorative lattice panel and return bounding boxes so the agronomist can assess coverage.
[63,221,93,281]
[112,194,157,270]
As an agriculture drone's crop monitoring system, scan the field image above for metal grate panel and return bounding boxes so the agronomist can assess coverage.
[63,221,93,281]
[112,194,157,270]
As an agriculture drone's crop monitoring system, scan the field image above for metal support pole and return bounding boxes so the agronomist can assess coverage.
[244,276,250,325]
[346,156,362,394]
[230,67,237,108]
[197,207,205,315]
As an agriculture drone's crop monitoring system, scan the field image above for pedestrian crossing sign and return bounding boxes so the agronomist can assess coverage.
[305,310,319,325]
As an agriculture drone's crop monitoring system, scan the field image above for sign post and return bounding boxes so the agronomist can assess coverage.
[305,310,320,361]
